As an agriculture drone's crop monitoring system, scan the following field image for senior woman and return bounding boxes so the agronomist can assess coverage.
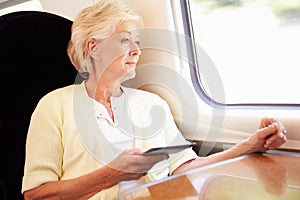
[22,0,286,199]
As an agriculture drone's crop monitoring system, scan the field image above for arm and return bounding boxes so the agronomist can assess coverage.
[24,166,127,200]
[24,149,168,200]
[173,118,286,174]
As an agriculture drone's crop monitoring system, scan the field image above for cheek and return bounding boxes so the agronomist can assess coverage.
[108,56,126,72]
[101,46,129,67]
[108,41,129,55]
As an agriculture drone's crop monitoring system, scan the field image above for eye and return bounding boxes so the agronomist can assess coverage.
[135,41,140,46]
[121,38,130,44]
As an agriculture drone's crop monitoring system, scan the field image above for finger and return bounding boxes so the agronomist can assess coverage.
[265,120,286,139]
[264,123,280,144]
[260,118,275,128]
[260,118,277,128]
[265,138,286,149]
[125,148,144,154]
[257,123,278,139]
[277,129,286,139]
[277,123,287,139]
[144,153,169,163]
[265,134,282,146]
[135,154,169,173]
[264,133,287,149]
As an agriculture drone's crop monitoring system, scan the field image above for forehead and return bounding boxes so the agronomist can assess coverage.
[115,21,139,36]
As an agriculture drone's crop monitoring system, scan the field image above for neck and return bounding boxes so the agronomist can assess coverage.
[85,77,123,104]
[95,85,123,103]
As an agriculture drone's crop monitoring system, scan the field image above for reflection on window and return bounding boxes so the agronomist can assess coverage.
[190,0,300,104]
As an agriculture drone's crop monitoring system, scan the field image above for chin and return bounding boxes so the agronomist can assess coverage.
[121,70,136,82]
[128,69,136,79]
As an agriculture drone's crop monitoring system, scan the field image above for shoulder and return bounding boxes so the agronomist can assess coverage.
[35,84,81,111]
[40,84,79,101]
[45,84,77,97]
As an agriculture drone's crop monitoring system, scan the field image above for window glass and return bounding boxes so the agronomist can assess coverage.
[189,0,300,104]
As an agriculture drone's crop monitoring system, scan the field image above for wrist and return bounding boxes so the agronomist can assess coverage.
[103,165,141,183]
[231,140,255,156]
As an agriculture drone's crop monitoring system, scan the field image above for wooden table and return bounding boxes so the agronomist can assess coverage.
[120,151,300,200]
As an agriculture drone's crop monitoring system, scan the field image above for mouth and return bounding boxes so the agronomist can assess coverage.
[125,61,137,67]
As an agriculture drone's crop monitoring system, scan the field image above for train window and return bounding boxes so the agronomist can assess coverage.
[185,0,300,105]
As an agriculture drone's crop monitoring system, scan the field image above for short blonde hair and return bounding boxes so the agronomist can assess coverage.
[67,0,142,79]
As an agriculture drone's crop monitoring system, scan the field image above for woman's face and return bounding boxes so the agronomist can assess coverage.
[91,21,141,84]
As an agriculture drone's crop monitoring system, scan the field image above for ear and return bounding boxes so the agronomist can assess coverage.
[86,38,100,59]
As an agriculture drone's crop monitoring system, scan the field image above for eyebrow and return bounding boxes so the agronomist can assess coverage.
[122,31,140,39]
[123,31,132,35]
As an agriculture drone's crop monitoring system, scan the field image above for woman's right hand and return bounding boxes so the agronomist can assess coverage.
[106,149,169,181]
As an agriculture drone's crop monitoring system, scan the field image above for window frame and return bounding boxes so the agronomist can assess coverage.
[0,0,28,9]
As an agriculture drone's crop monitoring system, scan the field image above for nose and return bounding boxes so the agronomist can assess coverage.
[129,41,141,57]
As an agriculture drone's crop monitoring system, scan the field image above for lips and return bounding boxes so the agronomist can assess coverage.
[125,61,136,66]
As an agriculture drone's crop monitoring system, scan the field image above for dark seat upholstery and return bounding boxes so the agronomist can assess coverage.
[0,11,81,199]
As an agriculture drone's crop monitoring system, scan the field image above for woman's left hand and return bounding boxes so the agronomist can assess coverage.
[243,118,287,153]
[259,118,287,150]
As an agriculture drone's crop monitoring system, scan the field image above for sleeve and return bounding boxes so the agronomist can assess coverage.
[160,99,198,175]
[22,92,64,193]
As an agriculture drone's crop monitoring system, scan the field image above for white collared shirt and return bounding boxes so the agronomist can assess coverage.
[89,91,134,154]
